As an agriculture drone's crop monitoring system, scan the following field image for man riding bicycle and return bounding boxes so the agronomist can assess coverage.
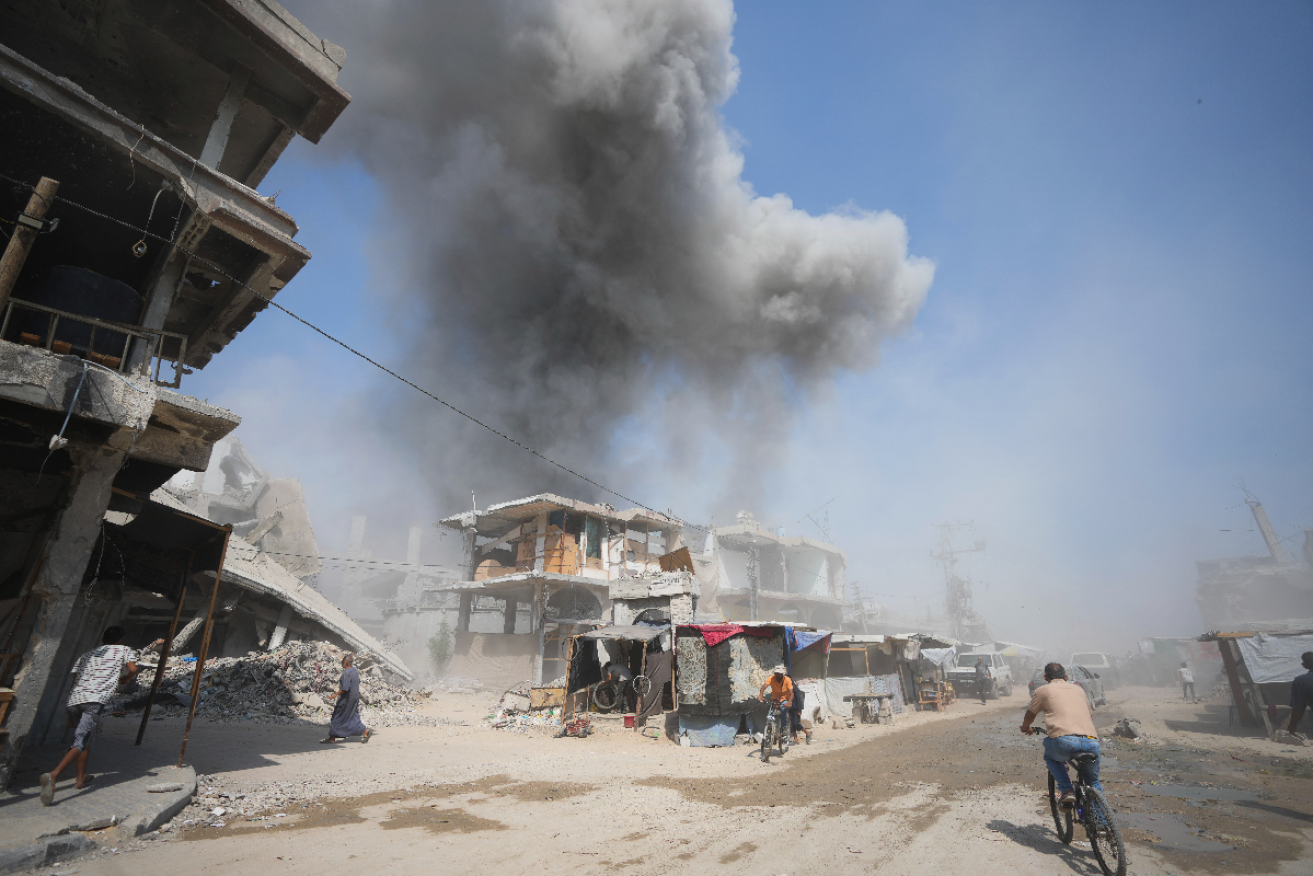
[757,664,793,716]
[1021,662,1102,808]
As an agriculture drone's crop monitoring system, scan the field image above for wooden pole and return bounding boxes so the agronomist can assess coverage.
[0,177,60,313]
[178,528,231,767]
[1217,638,1257,727]
[136,550,193,745]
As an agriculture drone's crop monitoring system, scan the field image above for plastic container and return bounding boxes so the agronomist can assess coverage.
[623,714,635,728]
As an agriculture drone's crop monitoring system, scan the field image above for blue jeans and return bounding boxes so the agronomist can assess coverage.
[1043,735,1102,793]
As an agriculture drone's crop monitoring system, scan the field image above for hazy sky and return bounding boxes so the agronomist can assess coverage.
[186,1,1313,652]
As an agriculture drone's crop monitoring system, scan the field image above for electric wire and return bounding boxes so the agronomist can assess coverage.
[0,171,703,533]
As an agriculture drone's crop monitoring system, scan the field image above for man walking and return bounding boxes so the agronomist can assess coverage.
[1284,652,1313,737]
[40,627,138,805]
[1178,662,1196,702]
[1021,662,1102,808]
[975,656,991,704]
[322,654,372,743]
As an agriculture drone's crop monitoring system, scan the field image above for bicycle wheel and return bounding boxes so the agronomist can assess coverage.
[592,681,619,712]
[1048,773,1074,843]
[1083,787,1127,876]
[760,721,773,763]
[633,675,652,698]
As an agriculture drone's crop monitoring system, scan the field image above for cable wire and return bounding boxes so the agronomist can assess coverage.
[0,171,703,532]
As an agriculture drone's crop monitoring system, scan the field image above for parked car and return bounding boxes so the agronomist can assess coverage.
[947,651,1014,699]
[1070,651,1118,686]
[1028,666,1103,711]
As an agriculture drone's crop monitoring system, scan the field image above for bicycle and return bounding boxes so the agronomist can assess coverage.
[760,700,790,763]
[1040,741,1127,876]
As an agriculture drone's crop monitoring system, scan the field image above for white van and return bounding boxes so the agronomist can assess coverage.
[1070,651,1117,686]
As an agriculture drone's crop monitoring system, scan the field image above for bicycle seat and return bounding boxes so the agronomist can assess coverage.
[1070,752,1099,764]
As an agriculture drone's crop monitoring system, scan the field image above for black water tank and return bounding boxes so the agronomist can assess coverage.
[15,266,145,356]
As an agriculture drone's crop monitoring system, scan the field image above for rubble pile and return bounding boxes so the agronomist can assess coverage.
[122,641,444,727]
[488,706,562,734]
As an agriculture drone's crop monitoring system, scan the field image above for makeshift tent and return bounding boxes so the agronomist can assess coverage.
[675,623,786,745]
[564,624,671,725]
[1204,631,1309,733]
[819,634,907,720]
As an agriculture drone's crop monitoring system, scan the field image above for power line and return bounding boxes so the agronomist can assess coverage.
[0,171,708,535]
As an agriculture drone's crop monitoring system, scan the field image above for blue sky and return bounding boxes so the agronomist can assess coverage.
[187,2,1313,649]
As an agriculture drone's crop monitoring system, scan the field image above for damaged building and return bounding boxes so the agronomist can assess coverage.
[698,511,850,630]
[0,0,361,787]
[382,494,695,688]
[1196,495,1313,631]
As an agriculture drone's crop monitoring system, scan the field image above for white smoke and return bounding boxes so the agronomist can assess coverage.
[287,0,933,512]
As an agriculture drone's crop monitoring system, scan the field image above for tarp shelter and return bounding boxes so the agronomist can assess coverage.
[811,634,907,721]
[674,623,786,746]
[564,624,671,726]
[1203,630,1312,734]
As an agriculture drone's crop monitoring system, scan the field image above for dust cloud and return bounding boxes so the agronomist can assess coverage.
[287,0,933,513]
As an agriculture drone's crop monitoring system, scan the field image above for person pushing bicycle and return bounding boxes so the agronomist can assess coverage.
[1021,662,1103,808]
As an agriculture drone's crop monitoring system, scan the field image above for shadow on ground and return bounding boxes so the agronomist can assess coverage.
[984,819,1104,876]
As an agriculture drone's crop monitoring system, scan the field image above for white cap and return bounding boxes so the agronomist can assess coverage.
[773,664,786,674]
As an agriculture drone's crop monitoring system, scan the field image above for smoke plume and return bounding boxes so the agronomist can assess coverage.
[293,0,933,514]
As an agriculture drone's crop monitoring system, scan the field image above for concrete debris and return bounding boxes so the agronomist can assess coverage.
[1112,717,1144,740]
[488,708,562,734]
[117,641,442,727]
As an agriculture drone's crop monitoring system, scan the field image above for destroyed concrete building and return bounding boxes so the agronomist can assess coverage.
[698,511,850,630]
[0,0,355,787]
[381,494,694,688]
[1196,495,1313,631]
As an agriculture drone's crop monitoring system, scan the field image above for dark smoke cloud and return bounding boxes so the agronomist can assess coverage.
[288,0,933,514]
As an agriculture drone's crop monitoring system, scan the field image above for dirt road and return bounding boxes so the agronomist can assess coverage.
[60,687,1313,875]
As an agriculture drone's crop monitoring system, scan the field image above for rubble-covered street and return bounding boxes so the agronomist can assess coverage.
[31,687,1309,876]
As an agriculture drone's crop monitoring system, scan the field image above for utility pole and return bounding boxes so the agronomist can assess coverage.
[0,177,60,312]
[932,522,988,642]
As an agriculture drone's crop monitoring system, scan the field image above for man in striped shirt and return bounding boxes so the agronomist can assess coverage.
[39,626,140,806]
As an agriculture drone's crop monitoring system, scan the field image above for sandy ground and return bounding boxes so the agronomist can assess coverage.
[43,685,1313,876]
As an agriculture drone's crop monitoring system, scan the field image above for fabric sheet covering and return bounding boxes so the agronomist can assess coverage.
[820,674,906,719]
[920,647,956,668]
[686,623,776,647]
[638,651,673,721]
[678,713,739,747]
[1236,633,1313,684]
[676,632,708,705]
[678,630,784,716]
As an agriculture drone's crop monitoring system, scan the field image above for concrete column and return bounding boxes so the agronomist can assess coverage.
[0,442,126,790]
[747,540,759,622]
[460,526,477,580]
[532,513,547,574]
[127,249,189,373]
[199,66,249,169]
[457,592,472,633]
[502,597,518,635]
[532,582,545,685]
[267,604,293,650]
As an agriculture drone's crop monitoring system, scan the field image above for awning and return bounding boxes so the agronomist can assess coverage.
[580,624,666,642]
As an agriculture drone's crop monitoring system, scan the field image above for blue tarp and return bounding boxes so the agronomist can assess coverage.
[790,629,833,653]
[678,713,740,747]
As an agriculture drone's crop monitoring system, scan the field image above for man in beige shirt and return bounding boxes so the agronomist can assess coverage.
[1021,662,1102,807]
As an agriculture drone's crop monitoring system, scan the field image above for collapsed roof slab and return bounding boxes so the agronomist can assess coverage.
[149,488,414,680]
